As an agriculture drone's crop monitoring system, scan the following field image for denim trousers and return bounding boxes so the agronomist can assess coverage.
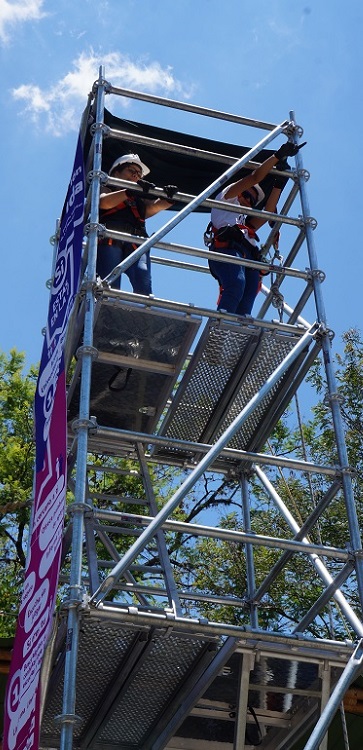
[97,241,152,295]
[208,240,260,315]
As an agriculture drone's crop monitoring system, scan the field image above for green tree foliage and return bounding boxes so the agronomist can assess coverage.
[0,350,37,636]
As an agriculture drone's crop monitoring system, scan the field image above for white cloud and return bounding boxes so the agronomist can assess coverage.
[0,0,46,43]
[11,50,195,137]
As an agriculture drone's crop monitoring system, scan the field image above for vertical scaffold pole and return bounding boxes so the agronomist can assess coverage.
[58,67,107,750]
[240,473,258,628]
[303,640,363,750]
[290,109,363,611]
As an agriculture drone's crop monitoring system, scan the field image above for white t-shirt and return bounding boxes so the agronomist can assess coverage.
[211,187,257,246]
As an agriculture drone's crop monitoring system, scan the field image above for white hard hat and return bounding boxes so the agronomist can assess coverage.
[109,153,150,177]
[252,184,265,204]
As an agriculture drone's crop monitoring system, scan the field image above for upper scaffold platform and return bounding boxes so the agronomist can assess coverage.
[67,291,321,474]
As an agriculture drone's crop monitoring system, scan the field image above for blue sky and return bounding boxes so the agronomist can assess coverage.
[1,0,362,372]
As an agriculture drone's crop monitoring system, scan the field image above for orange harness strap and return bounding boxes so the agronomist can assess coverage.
[211,223,257,250]
[101,195,146,233]
[102,195,147,250]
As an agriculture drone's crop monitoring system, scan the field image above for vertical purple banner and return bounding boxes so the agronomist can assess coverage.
[4,135,85,750]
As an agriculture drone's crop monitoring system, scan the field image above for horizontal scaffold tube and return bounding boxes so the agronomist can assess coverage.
[101,226,310,278]
[105,179,302,226]
[107,84,278,130]
[88,424,339,477]
[85,604,355,662]
[93,508,350,562]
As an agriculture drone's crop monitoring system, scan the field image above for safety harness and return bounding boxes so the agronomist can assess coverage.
[204,221,261,259]
[100,195,148,252]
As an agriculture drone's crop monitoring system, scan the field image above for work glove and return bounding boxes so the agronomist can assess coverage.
[163,184,179,202]
[137,179,156,195]
[274,141,307,161]
[125,179,156,199]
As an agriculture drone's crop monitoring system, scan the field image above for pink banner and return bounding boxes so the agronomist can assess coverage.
[4,135,85,750]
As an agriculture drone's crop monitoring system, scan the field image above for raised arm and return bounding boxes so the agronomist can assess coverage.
[223,141,305,200]
[248,186,282,231]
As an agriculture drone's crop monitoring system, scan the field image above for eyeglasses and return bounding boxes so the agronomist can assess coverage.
[241,190,257,207]
[125,165,142,179]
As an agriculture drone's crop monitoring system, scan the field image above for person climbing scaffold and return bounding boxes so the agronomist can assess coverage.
[97,153,177,294]
[205,140,306,317]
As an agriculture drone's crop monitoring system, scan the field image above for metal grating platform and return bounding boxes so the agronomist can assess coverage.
[154,319,319,461]
[40,616,219,749]
[39,615,351,750]
[67,300,201,434]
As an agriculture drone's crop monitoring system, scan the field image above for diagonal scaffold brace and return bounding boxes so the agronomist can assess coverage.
[89,322,318,606]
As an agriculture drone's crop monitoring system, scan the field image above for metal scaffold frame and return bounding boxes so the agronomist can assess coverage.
[39,67,363,750]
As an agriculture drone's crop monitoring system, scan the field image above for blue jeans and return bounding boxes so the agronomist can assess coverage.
[97,241,152,295]
[208,241,260,315]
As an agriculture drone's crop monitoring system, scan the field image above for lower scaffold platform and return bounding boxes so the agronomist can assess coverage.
[40,612,354,750]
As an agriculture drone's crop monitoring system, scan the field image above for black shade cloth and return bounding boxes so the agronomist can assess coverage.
[83,106,290,213]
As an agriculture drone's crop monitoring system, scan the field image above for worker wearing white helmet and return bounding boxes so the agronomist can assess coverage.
[206,140,306,317]
[97,153,177,294]
[109,153,150,177]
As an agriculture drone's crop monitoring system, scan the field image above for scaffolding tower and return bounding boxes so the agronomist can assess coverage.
[39,69,363,750]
